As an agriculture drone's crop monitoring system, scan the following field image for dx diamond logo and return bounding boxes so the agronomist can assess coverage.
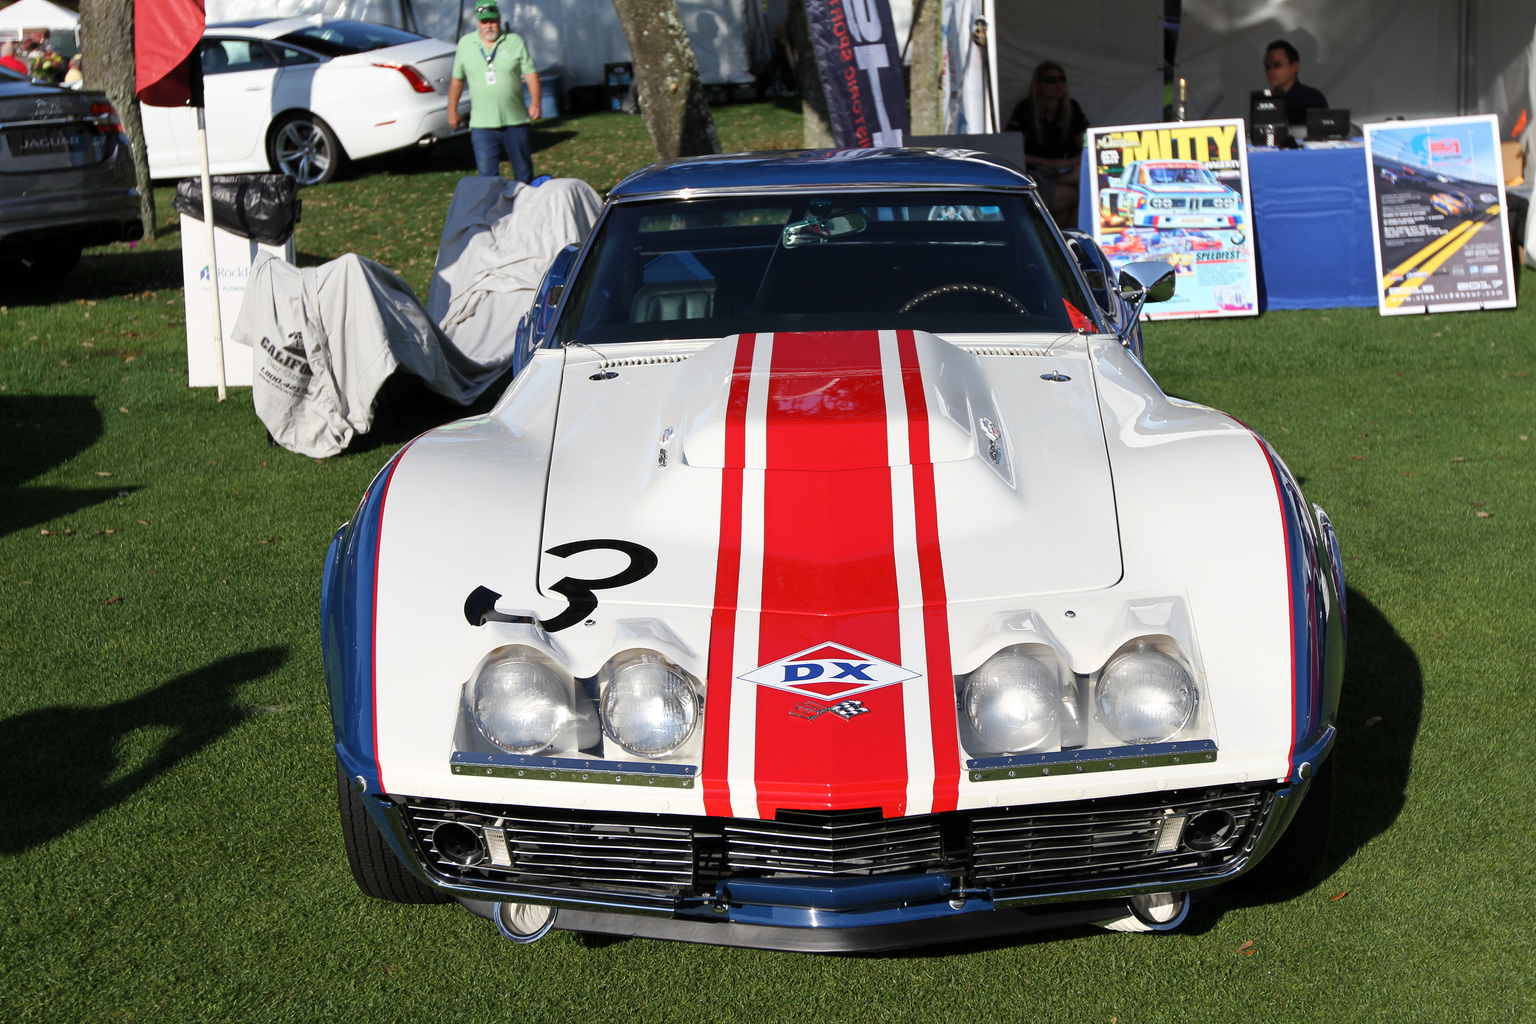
[739,643,919,701]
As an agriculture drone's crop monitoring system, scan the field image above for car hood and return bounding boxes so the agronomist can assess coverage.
[540,330,1122,613]
[528,330,1121,814]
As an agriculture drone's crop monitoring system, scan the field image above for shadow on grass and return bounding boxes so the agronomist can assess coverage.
[0,647,288,855]
[0,394,130,537]
[1184,585,1421,929]
[0,245,185,307]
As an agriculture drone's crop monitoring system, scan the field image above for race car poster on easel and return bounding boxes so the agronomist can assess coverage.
[1362,114,1516,315]
[1087,118,1258,320]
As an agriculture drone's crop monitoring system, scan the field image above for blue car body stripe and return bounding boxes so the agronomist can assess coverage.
[322,440,420,795]
[1251,434,1326,772]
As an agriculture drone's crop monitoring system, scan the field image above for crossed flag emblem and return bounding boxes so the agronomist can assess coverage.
[789,698,872,722]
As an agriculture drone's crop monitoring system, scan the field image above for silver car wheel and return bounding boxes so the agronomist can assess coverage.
[270,114,341,187]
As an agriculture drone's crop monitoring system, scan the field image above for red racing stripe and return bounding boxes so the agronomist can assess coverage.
[701,334,756,815]
[897,331,962,812]
[754,332,909,817]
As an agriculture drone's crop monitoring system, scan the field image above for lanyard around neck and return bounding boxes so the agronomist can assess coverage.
[478,34,502,66]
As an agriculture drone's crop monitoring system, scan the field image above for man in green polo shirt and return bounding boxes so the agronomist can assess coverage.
[447,0,542,180]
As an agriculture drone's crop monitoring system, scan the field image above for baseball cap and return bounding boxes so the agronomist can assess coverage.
[475,1,500,20]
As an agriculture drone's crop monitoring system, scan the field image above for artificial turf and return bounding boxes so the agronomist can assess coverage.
[2,103,1533,1022]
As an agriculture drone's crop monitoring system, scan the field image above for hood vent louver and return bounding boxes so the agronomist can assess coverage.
[594,354,691,369]
[958,346,1055,358]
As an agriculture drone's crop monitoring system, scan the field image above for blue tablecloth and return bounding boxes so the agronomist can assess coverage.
[1078,146,1378,311]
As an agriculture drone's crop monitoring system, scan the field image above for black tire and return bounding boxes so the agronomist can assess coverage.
[22,239,83,281]
[336,759,449,904]
[1246,755,1334,890]
[268,112,347,187]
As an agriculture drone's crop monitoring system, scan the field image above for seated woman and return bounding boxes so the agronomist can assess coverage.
[1006,61,1089,230]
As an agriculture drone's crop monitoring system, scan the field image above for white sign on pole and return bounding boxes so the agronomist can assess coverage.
[181,215,293,387]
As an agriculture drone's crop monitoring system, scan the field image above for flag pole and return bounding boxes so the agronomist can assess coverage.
[191,53,226,402]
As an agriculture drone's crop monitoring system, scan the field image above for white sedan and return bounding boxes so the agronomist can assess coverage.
[141,18,465,187]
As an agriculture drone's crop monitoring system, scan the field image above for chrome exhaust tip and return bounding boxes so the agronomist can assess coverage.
[493,901,557,943]
[1095,891,1191,933]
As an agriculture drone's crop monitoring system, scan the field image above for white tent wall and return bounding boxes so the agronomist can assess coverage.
[952,1,1535,140]
[204,0,770,91]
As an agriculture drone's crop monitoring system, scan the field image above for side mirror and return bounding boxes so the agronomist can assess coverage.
[1117,260,1176,304]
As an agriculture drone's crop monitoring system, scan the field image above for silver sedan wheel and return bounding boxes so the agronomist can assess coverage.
[270,115,341,187]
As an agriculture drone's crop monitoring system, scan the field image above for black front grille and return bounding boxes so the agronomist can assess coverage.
[399,785,1271,908]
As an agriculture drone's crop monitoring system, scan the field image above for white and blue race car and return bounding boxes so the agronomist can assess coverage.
[323,149,1343,952]
[1099,159,1246,230]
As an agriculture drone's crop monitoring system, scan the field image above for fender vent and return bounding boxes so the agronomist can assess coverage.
[958,346,1055,358]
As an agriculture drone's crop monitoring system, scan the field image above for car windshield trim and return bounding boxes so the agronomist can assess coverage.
[555,190,1095,346]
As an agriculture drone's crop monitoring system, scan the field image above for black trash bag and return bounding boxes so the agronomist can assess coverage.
[173,174,302,247]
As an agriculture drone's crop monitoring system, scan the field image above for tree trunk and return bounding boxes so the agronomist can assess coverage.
[80,0,157,241]
[610,0,719,161]
[908,0,942,135]
[787,0,831,148]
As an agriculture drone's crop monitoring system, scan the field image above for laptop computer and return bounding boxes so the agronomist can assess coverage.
[1306,108,1351,140]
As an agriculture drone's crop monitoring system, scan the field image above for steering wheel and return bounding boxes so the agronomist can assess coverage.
[899,282,1027,314]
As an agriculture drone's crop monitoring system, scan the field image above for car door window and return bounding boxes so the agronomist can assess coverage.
[269,44,321,67]
[200,38,275,74]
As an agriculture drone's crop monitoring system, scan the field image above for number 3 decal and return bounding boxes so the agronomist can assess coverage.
[464,539,658,633]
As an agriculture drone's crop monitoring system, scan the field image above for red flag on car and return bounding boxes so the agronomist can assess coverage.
[136,0,206,106]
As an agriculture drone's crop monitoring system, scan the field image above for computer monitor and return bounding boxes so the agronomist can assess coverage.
[1306,108,1351,140]
[1249,90,1289,146]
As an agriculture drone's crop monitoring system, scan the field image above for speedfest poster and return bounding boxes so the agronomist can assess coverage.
[1362,114,1516,315]
[1087,119,1258,320]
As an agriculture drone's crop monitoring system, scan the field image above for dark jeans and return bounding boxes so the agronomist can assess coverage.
[471,124,532,181]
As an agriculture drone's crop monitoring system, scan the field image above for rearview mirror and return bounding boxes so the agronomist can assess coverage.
[1117,261,1176,304]
[782,209,868,248]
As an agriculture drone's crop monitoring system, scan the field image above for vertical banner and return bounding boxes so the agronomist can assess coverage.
[803,0,908,148]
[1362,115,1517,315]
[1087,118,1258,320]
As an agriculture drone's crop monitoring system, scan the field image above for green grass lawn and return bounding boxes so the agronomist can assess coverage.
[2,103,1534,1021]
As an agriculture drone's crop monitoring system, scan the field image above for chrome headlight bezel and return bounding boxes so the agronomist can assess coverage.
[959,644,1073,756]
[1094,640,1200,744]
[467,645,577,756]
[599,649,701,759]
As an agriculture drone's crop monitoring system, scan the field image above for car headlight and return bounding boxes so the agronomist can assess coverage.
[601,651,699,757]
[1096,644,1197,743]
[963,647,1061,753]
[470,647,572,755]
[1149,198,1174,209]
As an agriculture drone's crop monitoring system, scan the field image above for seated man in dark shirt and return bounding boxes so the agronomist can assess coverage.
[1264,39,1327,125]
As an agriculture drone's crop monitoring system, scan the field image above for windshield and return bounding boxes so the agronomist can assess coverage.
[1142,165,1215,185]
[555,190,1092,344]
[276,22,423,56]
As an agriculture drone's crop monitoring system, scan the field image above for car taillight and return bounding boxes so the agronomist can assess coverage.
[89,101,123,134]
[374,62,436,94]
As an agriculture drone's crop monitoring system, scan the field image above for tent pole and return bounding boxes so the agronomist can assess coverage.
[196,104,227,402]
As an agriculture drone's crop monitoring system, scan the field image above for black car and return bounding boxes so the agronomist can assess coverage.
[1,67,143,280]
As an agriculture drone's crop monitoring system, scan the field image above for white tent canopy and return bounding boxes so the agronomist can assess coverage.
[0,0,81,34]
[203,0,770,93]
[980,0,1536,140]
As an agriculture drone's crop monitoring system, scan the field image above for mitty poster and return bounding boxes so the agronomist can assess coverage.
[1362,114,1516,315]
[1087,119,1258,320]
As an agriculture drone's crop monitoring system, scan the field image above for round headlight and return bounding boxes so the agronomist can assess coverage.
[471,648,571,754]
[602,652,698,758]
[964,648,1060,753]
[1096,645,1197,743]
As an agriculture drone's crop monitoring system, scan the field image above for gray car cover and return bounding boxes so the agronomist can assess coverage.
[234,176,602,458]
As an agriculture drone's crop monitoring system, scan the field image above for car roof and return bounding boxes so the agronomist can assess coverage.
[608,148,1034,198]
[206,17,372,39]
